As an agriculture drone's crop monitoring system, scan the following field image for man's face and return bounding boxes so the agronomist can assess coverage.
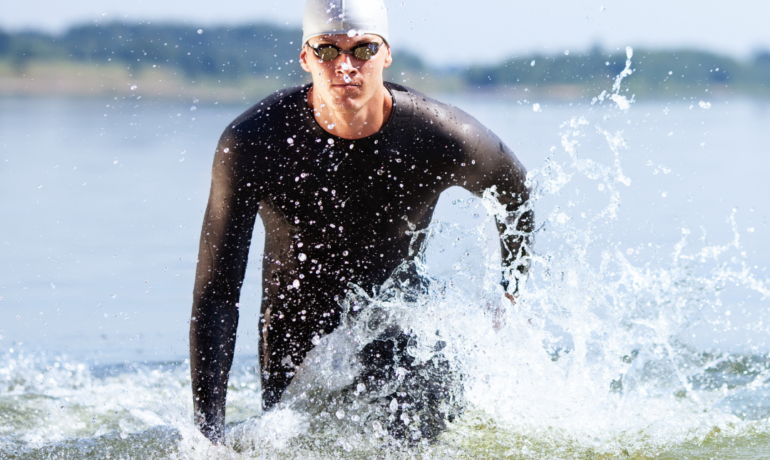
[300,33,392,113]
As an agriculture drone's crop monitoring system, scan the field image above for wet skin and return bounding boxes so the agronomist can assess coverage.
[190,37,533,444]
[299,34,394,140]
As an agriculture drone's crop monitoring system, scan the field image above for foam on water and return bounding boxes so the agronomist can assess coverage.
[3,51,770,460]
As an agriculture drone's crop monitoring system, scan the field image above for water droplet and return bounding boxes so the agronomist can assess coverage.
[347,29,357,37]
[532,103,542,112]
[530,60,536,67]
[197,29,203,34]
[342,74,352,83]
[389,398,399,412]
[327,138,334,145]
[298,253,307,262]
[327,123,336,129]
[190,106,196,111]
[699,101,711,109]
[343,250,349,256]
[287,138,294,144]
[130,85,137,91]
[292,279,300,288]
[223,148,230,153]
[335,409,345,419]
[564,50,570,55]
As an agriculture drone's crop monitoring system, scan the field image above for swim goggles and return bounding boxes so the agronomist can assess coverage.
[309,42,382,61]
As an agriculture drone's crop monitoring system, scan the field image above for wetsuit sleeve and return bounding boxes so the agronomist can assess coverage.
[457,127,534,294]
[190,127,260,443]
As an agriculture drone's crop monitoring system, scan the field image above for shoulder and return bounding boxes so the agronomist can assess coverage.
[220,85,309,145]
[386,82,495,148]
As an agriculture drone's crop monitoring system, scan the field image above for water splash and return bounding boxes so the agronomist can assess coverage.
[3,48,770,460]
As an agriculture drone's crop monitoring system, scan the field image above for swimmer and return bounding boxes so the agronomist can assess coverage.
[190,0,534,444]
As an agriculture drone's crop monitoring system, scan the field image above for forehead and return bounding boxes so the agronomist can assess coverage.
[309,33,384,46]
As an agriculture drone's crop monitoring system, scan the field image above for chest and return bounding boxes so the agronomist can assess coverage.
[261,142,452,222]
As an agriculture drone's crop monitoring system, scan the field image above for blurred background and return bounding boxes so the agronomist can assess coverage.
[2,0,770,99]
[1,0,769,363]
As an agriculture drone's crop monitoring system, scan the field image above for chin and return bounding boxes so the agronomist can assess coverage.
[330,95,365,112]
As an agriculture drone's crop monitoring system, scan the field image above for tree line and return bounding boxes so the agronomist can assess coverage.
[1,22,768,96]
[464,46,770,96]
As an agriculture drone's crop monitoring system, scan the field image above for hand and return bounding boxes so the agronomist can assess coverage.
[195,413,226,445]
[489,293,516,331]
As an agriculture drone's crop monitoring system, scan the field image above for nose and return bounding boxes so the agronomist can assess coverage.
[334,54,358,77]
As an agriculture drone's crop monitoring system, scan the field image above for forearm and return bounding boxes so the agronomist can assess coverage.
[190,297,239,443]
[497,204,534,293]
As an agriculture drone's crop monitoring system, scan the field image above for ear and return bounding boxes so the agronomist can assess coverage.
[299,46,312,73]
[382,44,393,69]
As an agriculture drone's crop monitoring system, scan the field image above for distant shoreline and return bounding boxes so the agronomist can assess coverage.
[0,60,757,104]
[1,22,768,102]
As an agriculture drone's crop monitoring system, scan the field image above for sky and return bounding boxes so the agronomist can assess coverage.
[3,0,770,66]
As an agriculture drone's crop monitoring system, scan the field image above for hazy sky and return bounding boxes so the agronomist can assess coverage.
[3,0,769,65]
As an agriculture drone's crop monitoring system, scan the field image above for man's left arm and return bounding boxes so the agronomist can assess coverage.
[457,126,534,296]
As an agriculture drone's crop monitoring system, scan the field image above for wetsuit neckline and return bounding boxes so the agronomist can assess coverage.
[300,83,398,142]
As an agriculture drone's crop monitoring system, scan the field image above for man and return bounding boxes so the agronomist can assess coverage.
[190,0,533,444]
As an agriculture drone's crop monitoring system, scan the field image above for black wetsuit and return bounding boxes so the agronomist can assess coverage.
[189,82,533,442]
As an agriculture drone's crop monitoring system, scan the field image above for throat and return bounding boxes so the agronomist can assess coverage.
[307,85,392,140]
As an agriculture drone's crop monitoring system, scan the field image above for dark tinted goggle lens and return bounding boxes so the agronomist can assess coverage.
[316,46,339,61]
[312,43,380,61]
[353,45,375,60]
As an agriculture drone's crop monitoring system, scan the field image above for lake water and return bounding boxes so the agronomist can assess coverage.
[2,89,770,458]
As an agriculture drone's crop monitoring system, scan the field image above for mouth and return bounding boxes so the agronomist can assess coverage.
[331,83,361,89]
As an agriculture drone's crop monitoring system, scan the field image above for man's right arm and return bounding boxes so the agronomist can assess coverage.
[190,128,260,443]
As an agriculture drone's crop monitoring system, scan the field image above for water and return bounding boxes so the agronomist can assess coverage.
[1,83,770,458]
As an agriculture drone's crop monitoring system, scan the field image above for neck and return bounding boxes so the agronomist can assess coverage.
[307,85,393,140]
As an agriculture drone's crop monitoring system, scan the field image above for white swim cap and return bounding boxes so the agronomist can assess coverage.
[302,0,389,44]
